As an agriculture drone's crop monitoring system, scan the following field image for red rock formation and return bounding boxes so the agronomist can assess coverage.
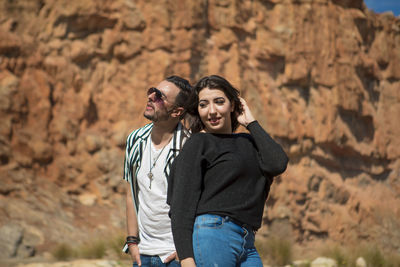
[0,0,399,260]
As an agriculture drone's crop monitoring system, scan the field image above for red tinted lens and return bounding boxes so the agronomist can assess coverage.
[147,87,164,103]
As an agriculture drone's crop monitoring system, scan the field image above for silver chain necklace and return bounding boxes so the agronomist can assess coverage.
[147,138,170,189]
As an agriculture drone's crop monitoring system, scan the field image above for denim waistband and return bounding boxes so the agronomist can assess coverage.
[224,216,257,234]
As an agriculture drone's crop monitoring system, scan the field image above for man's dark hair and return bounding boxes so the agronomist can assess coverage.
[166,75,192,119]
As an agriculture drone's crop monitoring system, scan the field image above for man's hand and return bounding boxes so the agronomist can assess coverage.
[129,244,141,266]
[164,251,178,263]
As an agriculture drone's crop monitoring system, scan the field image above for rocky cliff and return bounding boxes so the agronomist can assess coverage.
[0,0,399,260]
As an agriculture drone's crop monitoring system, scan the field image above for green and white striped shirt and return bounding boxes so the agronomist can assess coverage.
[123,122,189,212]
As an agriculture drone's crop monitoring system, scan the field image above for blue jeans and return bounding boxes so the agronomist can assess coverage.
[193,214,263,267]
[133,255,181,267]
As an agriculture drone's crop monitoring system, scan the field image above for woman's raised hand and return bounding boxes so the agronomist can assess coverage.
[237,97,256,128]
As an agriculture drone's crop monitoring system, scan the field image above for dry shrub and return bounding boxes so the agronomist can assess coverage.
[320,245,352,267]
[51,232,129,261]
[320,242,400,267]
[256,236,293,266]
[78,239,106,259]
[52,243,77,261]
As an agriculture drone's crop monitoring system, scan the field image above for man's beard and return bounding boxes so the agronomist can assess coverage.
[143,109,172,122]
[143,112,157,121]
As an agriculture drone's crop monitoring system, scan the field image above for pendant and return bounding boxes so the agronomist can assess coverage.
[147,172,153,189]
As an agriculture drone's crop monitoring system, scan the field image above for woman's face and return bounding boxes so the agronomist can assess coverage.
[198,87,233,134]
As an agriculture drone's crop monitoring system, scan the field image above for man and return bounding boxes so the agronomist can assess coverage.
[123,76,192,266]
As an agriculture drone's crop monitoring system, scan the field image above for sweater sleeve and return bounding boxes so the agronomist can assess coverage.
[247,121,289,177]
[168,134,206,260]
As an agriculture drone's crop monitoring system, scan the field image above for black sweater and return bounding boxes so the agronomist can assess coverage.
[167,121,288,260]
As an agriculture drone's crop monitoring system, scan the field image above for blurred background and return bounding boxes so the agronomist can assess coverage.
[0,0,399,266]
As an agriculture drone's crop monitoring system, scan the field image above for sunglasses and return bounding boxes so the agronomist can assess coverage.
[147,87,166,104]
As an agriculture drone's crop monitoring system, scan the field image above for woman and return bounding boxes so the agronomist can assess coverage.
[167,75,288,267]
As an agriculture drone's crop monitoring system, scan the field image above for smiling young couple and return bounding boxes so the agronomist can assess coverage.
[123,75,288,267]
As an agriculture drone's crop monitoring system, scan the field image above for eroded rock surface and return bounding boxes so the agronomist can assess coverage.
[0,0,399,259]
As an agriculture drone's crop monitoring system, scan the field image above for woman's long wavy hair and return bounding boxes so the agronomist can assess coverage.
[185,75,243,133]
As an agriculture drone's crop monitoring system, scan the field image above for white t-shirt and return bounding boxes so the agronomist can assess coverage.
[136,137,175,262]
